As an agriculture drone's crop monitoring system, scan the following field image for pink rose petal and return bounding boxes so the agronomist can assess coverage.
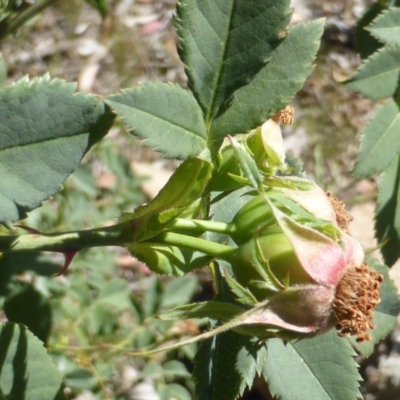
[240,285,335,333]
[265,199,347,286]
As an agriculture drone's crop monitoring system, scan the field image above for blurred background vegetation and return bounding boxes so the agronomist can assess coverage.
[0,1,399,399]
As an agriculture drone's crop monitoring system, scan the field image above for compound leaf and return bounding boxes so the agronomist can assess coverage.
[0,322,65,400]
[353,100,400,177]
[263,330,361,400]
[367,7,400,45]
[210,19,324,138]
[105,82,207,160]
[346,45,400,100]
[175,0,291,127]
[0,76,114,225]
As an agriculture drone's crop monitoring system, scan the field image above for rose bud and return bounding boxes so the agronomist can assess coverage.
[245,119,286,174]
[229,193,383,342]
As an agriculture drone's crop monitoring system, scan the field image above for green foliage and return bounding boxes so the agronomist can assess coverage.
[0,75,114,226]
[210,20,325,137]
[348,3,400,266]
[367,7,400,45]
[263,330,361,400]
[353,100,400,177]
[193,332,267,400]
[125,158,212,241]
[123,158,213,275]
[355,2,386,59]
[4,284,52,344]
[0,136,197,398]
[375,154,400,266]
[206,187,254,249]
[175,0,291,127]
[0,0,399,399]
[105,83,208,160]
[0,322,65,400]
[346,45,400,100]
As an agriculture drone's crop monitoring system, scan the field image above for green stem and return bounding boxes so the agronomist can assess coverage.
[0,0,55,40]
[155,232,236,261]
[0,222,237,260]
[0,221,134,253]
[0,217,238,260]
[130,299,270,357]
[168,218,236,235]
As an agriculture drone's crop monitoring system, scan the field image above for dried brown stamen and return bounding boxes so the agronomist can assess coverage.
[326,192,353,232]
[272,106,294,125]
[333,263,383,342]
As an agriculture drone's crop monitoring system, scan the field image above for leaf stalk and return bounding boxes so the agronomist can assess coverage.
[168,218,236,235]
[155,231,236,260]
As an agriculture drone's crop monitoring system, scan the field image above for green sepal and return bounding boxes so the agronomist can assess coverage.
[228,135,264,192]
[267,191,340,241]
[127,241,212,276]
[224,270,258,306]
[158,300,246,322]
[206,146,243,193]
[122,158,213,242]
[245,121,286,175]
[230,195,276,245]
[230,232,296,301]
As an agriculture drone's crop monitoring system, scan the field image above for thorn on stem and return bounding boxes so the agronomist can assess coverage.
[14,225,41,234]
[14,225,78,276]
[55,250,79,277]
